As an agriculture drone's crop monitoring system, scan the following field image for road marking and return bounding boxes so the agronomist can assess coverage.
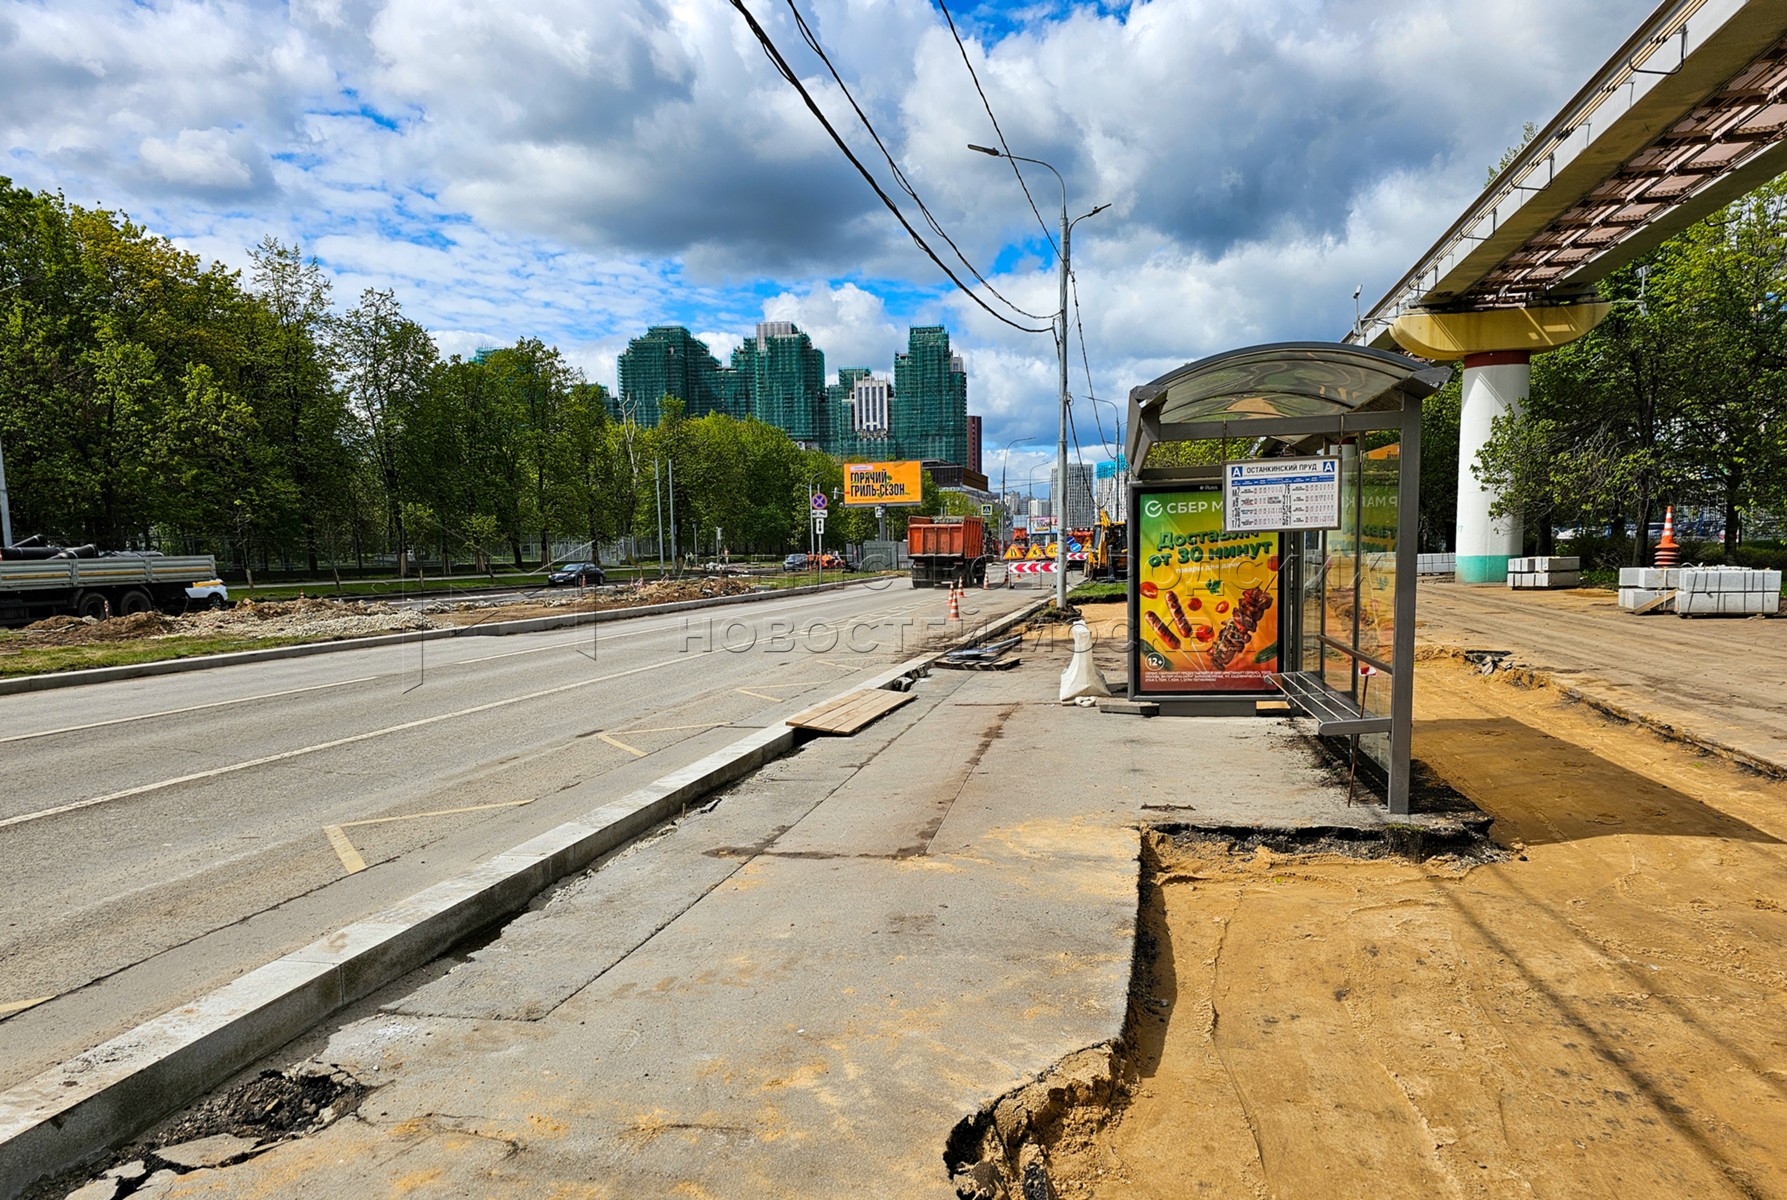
[0,655,692,832]
[735,688,786,701]
[0,676,380,745]
[324,799,537,874]
[596,732,647,757]
[0,995,53,1019]
[323,824,367,873]
[592,720,728,758]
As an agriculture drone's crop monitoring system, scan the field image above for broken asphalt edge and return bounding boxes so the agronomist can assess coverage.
[0,595,1050,1198]
[0,577,879,696]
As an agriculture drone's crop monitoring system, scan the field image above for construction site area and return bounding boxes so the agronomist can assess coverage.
[8,574,1785,1200]
[975,582,1787,1198]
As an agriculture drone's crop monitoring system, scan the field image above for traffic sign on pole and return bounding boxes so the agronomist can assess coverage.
[811,493,828,511]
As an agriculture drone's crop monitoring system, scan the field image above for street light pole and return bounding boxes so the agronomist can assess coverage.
[969,144,1107,609]
[998,435,1036,548]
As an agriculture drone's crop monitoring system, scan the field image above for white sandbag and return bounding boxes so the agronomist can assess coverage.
[1059,620,1112,702]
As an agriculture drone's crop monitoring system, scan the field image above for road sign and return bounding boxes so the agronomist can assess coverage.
[980,503,994,516]
[811,492,828,511]
[813,514,826,535]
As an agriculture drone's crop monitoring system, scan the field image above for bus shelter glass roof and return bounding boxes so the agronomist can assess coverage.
[1126,342,1450,463]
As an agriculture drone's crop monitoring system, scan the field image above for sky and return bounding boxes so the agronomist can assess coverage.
[0,0,1659,488]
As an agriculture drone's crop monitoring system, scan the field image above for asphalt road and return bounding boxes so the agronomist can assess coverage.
[0,579,1034,1089]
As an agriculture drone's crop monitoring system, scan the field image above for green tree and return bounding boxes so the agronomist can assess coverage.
[338,288,438,572]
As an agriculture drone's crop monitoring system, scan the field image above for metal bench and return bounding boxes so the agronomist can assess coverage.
[1269,671,1392,736]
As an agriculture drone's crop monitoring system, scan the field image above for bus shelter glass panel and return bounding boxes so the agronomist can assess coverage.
[1302,436,1401,776]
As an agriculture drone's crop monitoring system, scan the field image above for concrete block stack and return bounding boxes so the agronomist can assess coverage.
[1675,567,1782,616]
[1507,556,1580,589]
[1618,566,1681,611]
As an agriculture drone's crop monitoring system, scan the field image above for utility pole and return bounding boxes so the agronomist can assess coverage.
[653,458,665,576]
[969,144,1107,610]
[668,456,678,571]
[0,434,13,547]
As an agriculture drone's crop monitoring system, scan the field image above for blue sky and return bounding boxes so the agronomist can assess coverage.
[1,0,1655,485]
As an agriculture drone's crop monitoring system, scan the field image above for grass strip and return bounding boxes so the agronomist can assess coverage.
[0,634,320,678]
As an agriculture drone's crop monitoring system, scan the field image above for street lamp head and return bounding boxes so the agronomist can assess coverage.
[1089,203,1111,218]
[967,143,1002,157]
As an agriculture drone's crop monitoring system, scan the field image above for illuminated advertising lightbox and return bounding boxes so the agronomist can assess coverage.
[842,460,923,506]
[1131,485,1280,695]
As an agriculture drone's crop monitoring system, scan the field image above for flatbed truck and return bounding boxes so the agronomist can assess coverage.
[0,541,224,627]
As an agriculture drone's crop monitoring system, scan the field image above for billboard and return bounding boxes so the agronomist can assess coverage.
[1131,484,1280,695]
[842,460,923,506]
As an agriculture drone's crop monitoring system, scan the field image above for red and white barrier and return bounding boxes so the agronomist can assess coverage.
[1007,562,1059,575]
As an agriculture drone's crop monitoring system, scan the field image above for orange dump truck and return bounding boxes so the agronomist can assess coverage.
[907,516,991,587]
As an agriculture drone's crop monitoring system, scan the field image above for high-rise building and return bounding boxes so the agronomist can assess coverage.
[892,326,968,467]
[614,326,725,426]
[1051,462,1097,529]
[1094,456,1128,522]
[852,373,892,436]
[748,321,826,444]
[611,320,981,465]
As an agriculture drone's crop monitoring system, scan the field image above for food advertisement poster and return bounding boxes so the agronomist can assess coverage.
[842,460,923,506]
[1132,485,1279,694]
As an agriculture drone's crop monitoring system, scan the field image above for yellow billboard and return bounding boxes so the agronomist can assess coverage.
[842,460,923,506]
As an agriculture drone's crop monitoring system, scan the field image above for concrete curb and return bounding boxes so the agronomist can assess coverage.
[0,593,1049,1196]
[0,579,875,696]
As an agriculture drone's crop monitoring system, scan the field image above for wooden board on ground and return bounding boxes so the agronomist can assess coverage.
[787,687,916,735]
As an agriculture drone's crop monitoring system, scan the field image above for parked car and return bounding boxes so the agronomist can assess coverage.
[782,553,809,571]
[546,562,605,586]
[184,578,229,610]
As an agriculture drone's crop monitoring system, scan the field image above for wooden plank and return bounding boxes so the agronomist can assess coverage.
[1634,589,1677,615]
[787,688,915,735]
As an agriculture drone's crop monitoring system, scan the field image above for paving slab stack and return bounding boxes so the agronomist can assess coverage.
[1507,556,1580,589]
[1619,565,1783,615]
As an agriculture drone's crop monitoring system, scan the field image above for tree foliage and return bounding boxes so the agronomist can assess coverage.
[0,178,918,570]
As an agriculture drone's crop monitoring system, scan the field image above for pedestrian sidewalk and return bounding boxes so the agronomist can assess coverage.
[54,623,1464,1199]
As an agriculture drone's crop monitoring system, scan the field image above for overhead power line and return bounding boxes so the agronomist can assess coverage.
[780,0,1052,324]
[726,0,1051,335]
[936,0,1060,259]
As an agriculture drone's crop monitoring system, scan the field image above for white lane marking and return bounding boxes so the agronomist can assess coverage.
[448,591,923,664]
[0,654,693,832]
[0,676,381,745]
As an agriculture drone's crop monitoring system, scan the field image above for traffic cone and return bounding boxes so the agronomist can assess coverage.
[948,584,961,621]
[1655,505,1680,568]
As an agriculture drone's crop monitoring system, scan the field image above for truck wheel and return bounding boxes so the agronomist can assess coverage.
[118,588,153,616]
[74,592,109,620]
[208,593,228,611]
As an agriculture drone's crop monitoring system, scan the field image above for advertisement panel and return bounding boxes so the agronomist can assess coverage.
[1132,484,1280,695]
[842,460,923,506]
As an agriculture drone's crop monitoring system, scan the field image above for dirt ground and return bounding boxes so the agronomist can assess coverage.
[1031,655,1787,1198]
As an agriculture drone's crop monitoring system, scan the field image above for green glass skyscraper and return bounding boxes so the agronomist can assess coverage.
[614,326,726,426]
[892,326,968,466]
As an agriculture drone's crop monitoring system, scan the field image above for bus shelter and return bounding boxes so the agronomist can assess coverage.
[1122,343,1452,814]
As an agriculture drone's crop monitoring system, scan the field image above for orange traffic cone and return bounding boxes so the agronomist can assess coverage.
[948,584,961,621]
[1655,505,1680,568]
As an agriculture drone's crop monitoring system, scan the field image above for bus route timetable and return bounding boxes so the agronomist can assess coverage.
[1221,457,1342,533]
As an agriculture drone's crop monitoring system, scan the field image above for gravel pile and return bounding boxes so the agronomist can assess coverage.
[179,598,439,640]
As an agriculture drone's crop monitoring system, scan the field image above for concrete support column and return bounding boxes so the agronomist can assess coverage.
[1391,302,1609,585]
[1456,350,1530,584]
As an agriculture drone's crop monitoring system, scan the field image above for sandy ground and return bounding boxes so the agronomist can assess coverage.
[1040,656,1787,1198]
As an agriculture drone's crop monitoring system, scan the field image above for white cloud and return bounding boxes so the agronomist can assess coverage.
[1,0,1663,445]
